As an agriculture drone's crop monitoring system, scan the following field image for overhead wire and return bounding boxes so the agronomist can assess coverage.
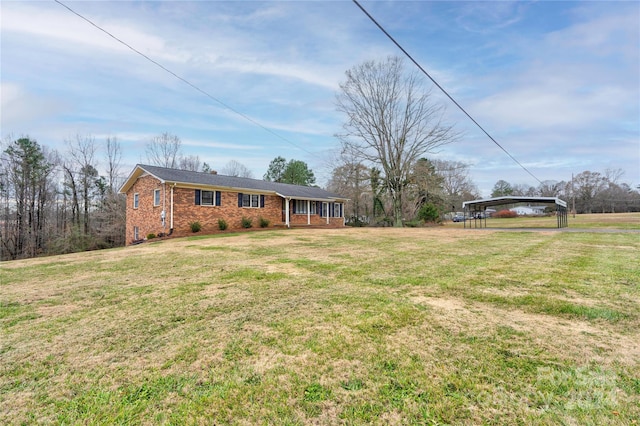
[352,0,543,185]
[53,0,316,156]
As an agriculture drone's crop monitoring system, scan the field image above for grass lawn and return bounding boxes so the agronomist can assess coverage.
[1,215,639,424]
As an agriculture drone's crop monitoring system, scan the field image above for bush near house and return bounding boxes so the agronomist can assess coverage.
[189,221,202,232]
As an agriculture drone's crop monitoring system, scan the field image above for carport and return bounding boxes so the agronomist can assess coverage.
[461,196,568,229]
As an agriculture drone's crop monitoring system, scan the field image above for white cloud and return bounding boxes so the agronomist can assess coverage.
[1,2,189,64]
[0,83,65,129]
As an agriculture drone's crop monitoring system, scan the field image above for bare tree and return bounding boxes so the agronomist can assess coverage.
[93,136,126,247]
[604,168,624,185]
[336,56,458,226]
[105,136,122,192]
[327,158,370,223]
[537,180,563,197]
[221,160,254,178]
[177,154,202,172]
[573,171,607,213]
[145,132,182,168]
[433,160,479,211]
[512,183,537,197]
[66,135,98,235]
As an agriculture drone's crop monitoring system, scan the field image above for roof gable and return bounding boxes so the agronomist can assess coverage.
[119,164,346,201]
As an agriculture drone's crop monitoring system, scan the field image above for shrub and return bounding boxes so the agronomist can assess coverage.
[372,217,393,227]
[403,220,420,228]
[241,217,253,228]
[347,217,367,227]
[494,209,517,218]
[259,217,270,228]
[189,221,202,233]
[146,233,156,239]
[218,219,228,231]
[417,202,441,223]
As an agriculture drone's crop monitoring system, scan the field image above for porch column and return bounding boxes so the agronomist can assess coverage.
[307,200,310,225]
[324,203,329,225]
[285,198,290,228]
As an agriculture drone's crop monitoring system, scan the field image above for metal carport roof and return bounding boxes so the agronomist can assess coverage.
[463,196,567,210]
[461,196,568,228]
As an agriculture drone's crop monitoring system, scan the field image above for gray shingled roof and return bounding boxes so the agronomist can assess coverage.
[122,164,346,200]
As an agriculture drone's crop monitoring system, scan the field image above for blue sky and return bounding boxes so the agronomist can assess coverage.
[2,0,638,196]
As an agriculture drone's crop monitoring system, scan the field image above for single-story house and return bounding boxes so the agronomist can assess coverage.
[119,164,348,244]
[509,205,548,216]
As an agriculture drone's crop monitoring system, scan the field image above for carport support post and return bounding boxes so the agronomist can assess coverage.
[463,205,467,229]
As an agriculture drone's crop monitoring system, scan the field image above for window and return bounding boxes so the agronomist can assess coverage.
[238,193,263,208]
[321,202,328,218]
[195,189,220,206]
[294,199,307,214]
[294,200,317,215]
[242,194,260,208]
[333,203,342,217]
[133,193,139,209]
[134,226,139,240]
[201,190,214,206]
[154,189,161,206]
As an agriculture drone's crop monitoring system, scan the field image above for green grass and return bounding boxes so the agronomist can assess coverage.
[1,220,639,424]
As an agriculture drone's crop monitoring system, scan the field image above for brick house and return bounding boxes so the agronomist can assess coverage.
[119,164,348,244]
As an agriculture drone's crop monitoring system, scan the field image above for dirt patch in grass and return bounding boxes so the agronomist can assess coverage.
[413,295,639,366]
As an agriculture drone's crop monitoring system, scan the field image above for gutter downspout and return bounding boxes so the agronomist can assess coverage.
[169,183,175,235]
[162,182,166,230]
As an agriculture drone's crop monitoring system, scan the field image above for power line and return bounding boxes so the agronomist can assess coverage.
[352,0,543,185]
[53,0,315,156]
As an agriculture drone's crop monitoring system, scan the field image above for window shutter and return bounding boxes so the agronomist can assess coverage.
[292,200,296,214]
[316,201,321,215]
[215,191,221,206]
[260,194,265,208]
[339,203,343,217]
[238,193,243,207]
[195,189,201,205]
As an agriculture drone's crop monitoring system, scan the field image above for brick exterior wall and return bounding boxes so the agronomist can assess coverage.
[124,175,344,245]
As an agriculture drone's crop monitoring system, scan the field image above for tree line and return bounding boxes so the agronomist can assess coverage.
[491,170,640,214]
[1,135,130,261]
[3,55,636,259]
